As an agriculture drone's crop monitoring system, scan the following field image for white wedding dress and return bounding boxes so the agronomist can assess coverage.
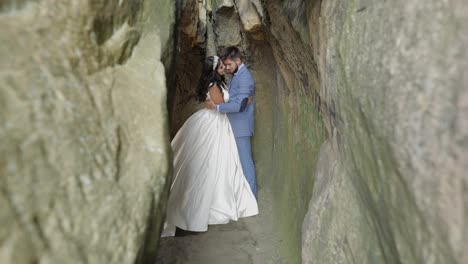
[161,84,258,237]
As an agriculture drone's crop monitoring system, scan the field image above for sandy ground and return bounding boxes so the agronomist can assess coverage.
[155,191,286,264]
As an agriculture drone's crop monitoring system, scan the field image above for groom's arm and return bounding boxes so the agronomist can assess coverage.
[217,76,253,113]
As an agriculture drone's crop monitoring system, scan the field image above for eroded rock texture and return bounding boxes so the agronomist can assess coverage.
[0,1,174,263]
[299,0,467,263]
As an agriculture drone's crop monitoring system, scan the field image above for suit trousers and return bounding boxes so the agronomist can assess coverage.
[234,136,257,197]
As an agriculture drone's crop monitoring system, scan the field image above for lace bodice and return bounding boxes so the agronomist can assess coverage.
[207,82,229,103]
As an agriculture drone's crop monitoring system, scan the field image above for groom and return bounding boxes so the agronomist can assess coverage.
[206,46,257,197]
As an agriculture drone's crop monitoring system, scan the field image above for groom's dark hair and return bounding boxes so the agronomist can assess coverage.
[221,46,242,61]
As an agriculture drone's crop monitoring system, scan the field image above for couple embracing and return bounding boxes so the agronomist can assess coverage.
[162,46,258,237]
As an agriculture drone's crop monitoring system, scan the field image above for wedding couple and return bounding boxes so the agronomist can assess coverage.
[161,46,259,237]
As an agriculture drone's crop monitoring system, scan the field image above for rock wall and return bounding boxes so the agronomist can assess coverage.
[295,0,468,263]
[0,1,174,263]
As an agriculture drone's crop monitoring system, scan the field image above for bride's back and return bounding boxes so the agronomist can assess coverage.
[208,84,225,105]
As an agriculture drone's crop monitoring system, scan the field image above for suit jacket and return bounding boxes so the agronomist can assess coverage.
[218,64,255,137]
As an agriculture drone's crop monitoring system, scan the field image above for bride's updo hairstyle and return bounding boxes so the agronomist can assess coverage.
[196,56,226,102]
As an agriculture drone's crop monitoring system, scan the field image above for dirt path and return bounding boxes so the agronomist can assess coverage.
[155,191,286,264]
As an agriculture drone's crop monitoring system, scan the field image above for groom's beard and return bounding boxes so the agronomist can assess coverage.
[230,65,239,75]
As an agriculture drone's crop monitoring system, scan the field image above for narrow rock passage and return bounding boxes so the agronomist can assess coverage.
[155,191,285,264]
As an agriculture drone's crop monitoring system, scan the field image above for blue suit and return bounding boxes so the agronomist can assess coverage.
[218,64,257,196]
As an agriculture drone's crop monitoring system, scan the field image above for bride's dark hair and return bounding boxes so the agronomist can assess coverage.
[196,56,226,102]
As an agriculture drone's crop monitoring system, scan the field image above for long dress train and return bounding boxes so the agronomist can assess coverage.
[161,87,258,237]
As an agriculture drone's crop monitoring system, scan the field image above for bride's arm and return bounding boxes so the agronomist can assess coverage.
[208,84,224,105]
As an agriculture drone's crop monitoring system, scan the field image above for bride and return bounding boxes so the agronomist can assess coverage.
[161,56,259,237]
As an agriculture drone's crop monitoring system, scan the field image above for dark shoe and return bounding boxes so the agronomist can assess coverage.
[175,227,200,237]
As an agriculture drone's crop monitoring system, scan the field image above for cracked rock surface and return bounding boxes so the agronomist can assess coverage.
[0,1,174,263]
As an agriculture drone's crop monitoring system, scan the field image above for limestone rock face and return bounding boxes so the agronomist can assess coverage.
[234,0,262,33]
[296,0,468,263]
[0,1,174,263]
